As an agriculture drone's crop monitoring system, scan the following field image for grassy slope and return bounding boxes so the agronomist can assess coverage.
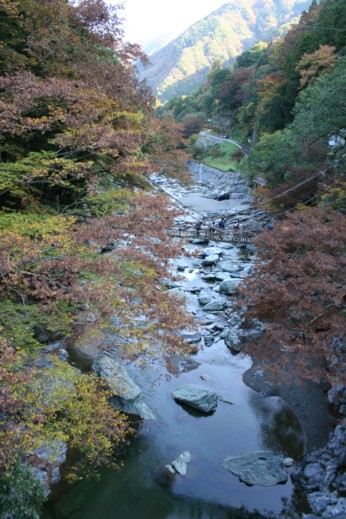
[198,141,240,171]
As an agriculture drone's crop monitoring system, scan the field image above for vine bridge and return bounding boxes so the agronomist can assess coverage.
[167,224,256,244]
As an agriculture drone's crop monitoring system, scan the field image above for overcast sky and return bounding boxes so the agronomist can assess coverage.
[110,0,228,44]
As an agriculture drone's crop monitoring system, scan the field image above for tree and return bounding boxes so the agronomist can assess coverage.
[255,71,289,131]
[292,57,346,169]
[219,67,256,112]
[296,44,337,89]
[242,129,296,187]
[181,116,205,138]
[237,208,346,385]
[235,42,268,69]
[244,57,346,207]
[0,0,195,501]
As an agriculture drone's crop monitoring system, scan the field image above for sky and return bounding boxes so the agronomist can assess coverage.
[110,0,228,45]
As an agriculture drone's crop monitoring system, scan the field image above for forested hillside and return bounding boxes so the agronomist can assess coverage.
[164,0,346,385]
[139,0,311,101]
[0,1,191,515]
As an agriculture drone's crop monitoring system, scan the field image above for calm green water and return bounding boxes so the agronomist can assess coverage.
[42,339,305,519]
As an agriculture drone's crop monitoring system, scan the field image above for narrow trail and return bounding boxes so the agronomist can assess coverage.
[201,132,250,156]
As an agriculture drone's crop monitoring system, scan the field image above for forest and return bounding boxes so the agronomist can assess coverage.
[0,0,345,517]
[0,0,192,515]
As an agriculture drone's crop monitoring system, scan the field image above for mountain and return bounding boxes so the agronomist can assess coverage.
[141,33,177,56]
[139,0,312,102]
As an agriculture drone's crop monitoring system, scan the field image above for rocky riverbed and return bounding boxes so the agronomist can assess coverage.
[42,163,345,519]
[148,164,345,519]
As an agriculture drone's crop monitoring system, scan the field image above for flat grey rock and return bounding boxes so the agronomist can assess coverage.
[220,451,288,486]
[203,297,226,312]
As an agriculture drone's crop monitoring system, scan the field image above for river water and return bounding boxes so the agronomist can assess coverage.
[42,170,306,519]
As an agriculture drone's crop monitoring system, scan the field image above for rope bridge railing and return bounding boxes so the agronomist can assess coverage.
[167,225,256,244]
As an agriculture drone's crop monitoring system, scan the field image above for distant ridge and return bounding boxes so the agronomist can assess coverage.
[139,0,311,101]
[141,33,177,56]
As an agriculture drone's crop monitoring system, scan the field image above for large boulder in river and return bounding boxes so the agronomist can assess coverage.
[218,261,240,273]
[221,327,242,352]
[172,384,218,413]
[202,254,219,266]
[220,451,288,486]
[93,356,155,420]
[203,297,226,312]
[219,278,243,295]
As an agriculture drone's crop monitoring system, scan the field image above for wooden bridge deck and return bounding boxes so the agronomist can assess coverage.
[167,226,256,244]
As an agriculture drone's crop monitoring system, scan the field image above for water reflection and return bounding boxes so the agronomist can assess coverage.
[248,393,305,459]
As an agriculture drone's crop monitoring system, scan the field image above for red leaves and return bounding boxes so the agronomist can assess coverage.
[238,208,346,384]
[0,337,37,469]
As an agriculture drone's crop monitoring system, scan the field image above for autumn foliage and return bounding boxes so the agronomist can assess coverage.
[0,0,194,494]
[0,333,130,480]
[238,208,346,385]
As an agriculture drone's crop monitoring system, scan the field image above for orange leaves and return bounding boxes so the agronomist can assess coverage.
[0,216,85,339]
[0,189,194,362]
[70,190,195,361]
[296,45,337,90]
[257,72,287,99]
[0,336,39,469]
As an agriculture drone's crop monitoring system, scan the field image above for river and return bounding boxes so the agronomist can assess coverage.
[42,167,306,519]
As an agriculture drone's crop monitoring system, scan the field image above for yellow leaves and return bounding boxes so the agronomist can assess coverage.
[1,213,75,236]
[111,110,144,130]
[0,0,21,17]
[86,187,133,216]
[31,157,89,182]
[0,213,78,293]
[296,45,337,90]
[319,182,346,212]
[54,371,129,477]
[1,344,128,477]
[22,115,51,129]
[296,203,310,211]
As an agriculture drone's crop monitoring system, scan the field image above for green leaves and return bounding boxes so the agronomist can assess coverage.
[0,463,45,519]
[0,152,89,209]
[292,57,346,166]
[243,130,295,187]
[0,300,76,350]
